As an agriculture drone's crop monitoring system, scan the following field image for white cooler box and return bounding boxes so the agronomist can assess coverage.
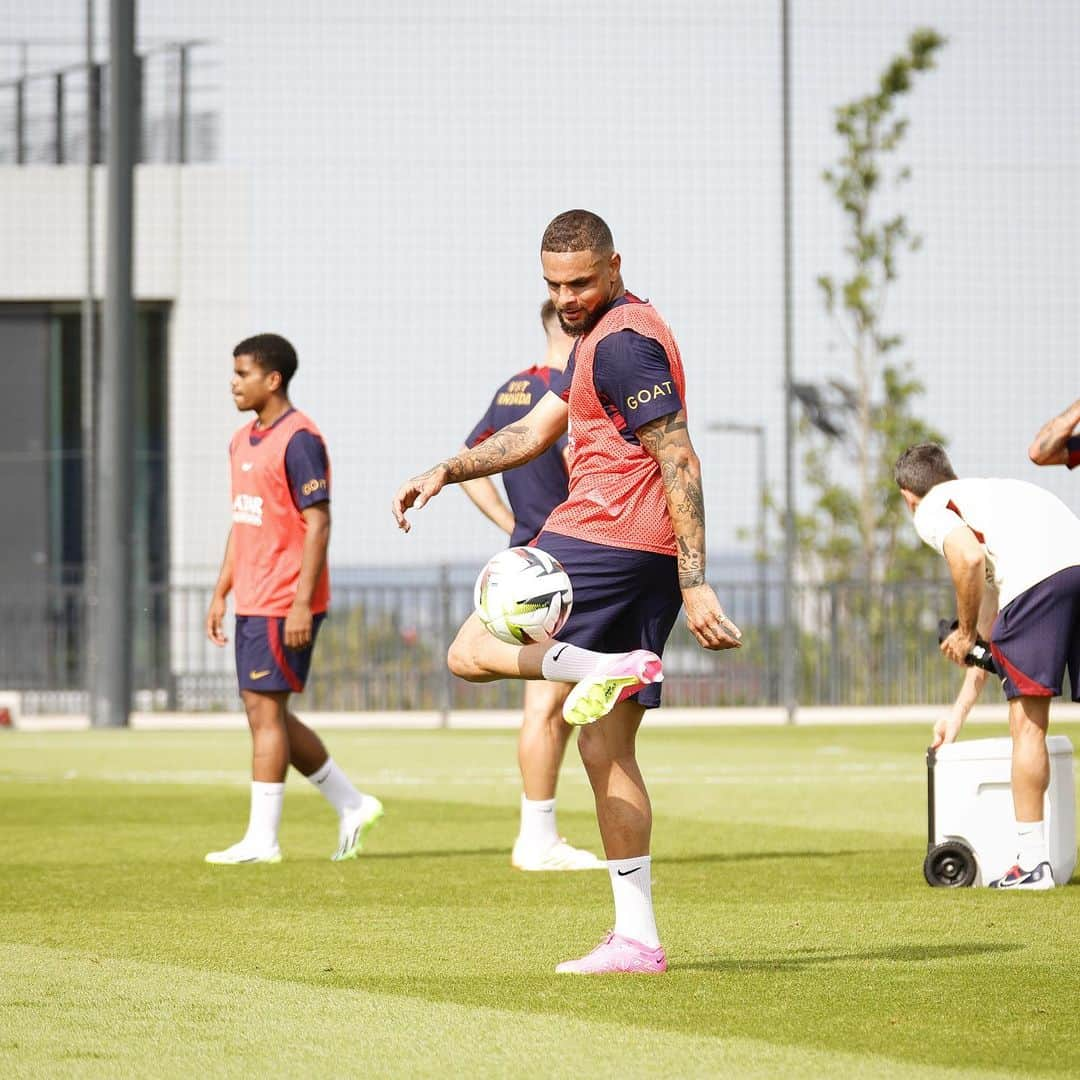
[924,735,1077,887]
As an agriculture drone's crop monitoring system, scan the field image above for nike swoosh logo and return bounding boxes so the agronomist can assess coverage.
[249,669,271,680]
[616,867,641,877]
[241,462,254,471]
[552,645,569,662]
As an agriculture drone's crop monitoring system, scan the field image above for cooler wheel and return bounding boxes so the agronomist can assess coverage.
[923,840,977,887]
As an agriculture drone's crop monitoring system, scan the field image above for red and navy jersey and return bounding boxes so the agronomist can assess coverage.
[465,366,570,547]
[245,410,330,511]
[230,409,331,616]
[545,294,686,555]
[1067,435,1080,470]
[559,294,684,444]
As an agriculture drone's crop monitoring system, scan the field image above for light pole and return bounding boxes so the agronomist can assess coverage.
[92,0,135,728]
[707,421,772,704]
[780,0,797,723]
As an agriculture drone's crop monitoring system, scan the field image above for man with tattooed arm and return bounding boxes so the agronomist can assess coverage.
[392,210,741,974]
[1028,397,1080,470]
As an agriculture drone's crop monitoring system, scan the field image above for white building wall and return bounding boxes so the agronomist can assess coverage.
[2,0,1078,581]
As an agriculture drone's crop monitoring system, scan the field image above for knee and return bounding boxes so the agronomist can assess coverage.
[242,693,285,732]
[447,636,483,682]
[1010,701,1051,742]
[577,726,610,774]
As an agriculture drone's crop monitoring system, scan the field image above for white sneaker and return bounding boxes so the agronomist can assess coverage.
[512,837,606,871]
[333,795,384,861]
[989,861,1056,890]
[205,840,282,865]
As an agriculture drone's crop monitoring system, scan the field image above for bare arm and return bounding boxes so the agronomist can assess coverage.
[637,409,741,651]
[455,446,515,535]
[934,582,999,747]
[940,525,986,665]
[393,392,568,532]
[205,528,235,646]
[285,502,331,648]
[1028,397,1080,466]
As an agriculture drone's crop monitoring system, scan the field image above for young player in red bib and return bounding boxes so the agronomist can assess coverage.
[393,211,742,972]
[205,334,382,864]
[897,442,1080,889]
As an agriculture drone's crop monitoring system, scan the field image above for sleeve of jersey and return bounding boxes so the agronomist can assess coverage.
[594,330,683,431]
[556,357,574,402]
[1067,435,1080,470]
[284,430,330,509]
[912,488,964,555]
[465,396,498,448]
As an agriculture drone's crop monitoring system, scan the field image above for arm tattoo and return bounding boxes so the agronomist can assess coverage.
[677,538,705,588]
[638,409,707,589]
[440,424,541,482]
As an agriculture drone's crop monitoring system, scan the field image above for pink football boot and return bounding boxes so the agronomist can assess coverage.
[562,650,664,727]
[555,932,668,974]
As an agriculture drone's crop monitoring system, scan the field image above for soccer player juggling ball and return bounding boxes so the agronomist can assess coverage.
[896,442,1080,889]
[393,211,742,973]
[205,333,382,865]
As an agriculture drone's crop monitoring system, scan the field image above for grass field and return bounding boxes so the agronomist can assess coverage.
[2,722,1078,1078]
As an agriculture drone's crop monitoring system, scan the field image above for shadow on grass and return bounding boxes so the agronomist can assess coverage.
[661,848,888,866]
[355,847,889,864]
[678,941,1024,973]
[354,847,508,861]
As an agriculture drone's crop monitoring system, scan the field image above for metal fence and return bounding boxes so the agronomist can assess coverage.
[0,40,217,166]
[1,570,960,715]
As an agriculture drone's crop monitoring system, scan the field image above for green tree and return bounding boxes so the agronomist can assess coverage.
[797,27,947,587]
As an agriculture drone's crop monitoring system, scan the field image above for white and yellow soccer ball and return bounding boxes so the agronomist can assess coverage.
[473,546,573,645]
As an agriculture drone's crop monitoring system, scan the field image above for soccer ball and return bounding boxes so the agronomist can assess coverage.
[473,546,573,645]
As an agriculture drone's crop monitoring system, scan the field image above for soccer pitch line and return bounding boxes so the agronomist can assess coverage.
[0,760,924,788]
[14,702,1080,732]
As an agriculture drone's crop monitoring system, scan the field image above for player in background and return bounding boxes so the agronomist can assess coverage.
[205,333,382,864]
[1028,397,1080,469]
[393,211,742,972]
[459,301,603,872]
[896,442,1080,889]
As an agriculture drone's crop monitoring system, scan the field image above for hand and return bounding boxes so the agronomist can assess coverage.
[392,464,450,533]
[205,594,228,647]
[940,627,976,667]
[682,584,742,651]
[931,704,966,749]
[284,601,313,649]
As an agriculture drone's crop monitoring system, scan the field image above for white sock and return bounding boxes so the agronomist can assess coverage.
[541,642,617,683]
[244,781,284,850]
[306,757,364,818]
[608,855,660,948]
[517,795,560,851]
[1017,820,1049,870]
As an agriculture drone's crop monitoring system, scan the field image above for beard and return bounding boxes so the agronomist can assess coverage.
[557,306,604,338]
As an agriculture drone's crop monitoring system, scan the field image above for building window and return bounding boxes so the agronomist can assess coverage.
[0,302,169,689]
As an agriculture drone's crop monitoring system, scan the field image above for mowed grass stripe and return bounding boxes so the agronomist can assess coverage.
[0,943,1018,1080]
[1,726,1077,1075]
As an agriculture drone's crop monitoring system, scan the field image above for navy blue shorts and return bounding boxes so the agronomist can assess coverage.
[535,531,682,709]
[990,565,1080,701]
[235,613,326,694]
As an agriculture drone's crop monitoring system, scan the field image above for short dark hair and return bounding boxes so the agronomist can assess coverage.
[894,443,957,496]
[541,210,614,255]
[233,333,298,391]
